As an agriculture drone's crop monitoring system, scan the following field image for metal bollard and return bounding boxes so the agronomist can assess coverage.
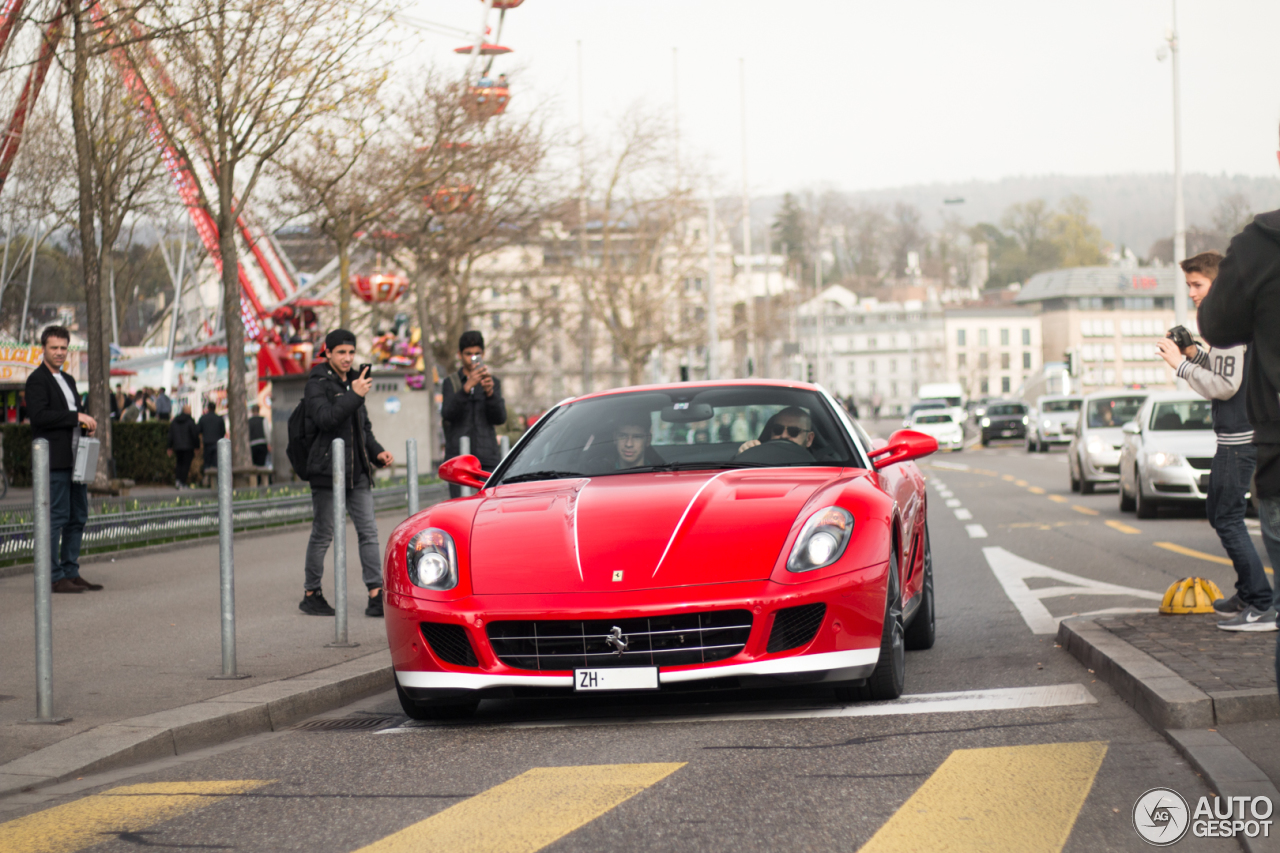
[499,434,510,458]
[26,439,69,723]
[211,438,249,679]
[406,438,419,517]
[459,436,474,497]
[326,438,358,648]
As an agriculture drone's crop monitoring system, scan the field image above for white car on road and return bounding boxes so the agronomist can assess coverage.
[1118,392,1216,518]
[908,411,965,451]
[1026,394,1083,453]
[1068,391,1148,494]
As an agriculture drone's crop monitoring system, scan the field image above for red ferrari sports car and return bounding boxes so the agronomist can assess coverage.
[384,380,938,719]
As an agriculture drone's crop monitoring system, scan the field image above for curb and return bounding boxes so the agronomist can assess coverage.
[0,651,393,799]
[1165,729,1280,853]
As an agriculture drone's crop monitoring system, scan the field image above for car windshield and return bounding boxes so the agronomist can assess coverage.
[1042,399,1081,413]
[987,404,1025,416]
[494,385,865,484]
[909,401,945,415]
[914,414,954,425]
[1087,396,1146,428]
[1149,400,1214,431]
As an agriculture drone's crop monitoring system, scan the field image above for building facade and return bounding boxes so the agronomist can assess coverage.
[943,307,1043,398]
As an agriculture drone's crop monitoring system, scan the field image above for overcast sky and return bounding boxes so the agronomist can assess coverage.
[404,1,1280,196]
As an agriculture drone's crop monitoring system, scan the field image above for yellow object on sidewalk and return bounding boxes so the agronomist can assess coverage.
[1159,577,1225,614]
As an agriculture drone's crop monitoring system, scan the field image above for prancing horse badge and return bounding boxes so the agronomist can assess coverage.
[612,570,623,582]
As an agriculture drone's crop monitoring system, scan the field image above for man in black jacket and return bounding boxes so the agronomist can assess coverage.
[25,325,100,593]
[197,401,225,474]
[166,404,201,488]
[441,330,506,498]
[300,329,393,617]
[1197,176,1280,637]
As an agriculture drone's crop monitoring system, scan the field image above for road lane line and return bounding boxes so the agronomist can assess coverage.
[1014,479,1028,487]
[1027,486,1046,494]
[1154,541,1232,566]
[1105,520,1140,534]
[954,508,973,520]
[1001,474,1016,482]
[857,741,1108,853]
[1047,495,1068,503]
[929,460,970,471]
[973,469,999,476]
[1070,505,1099,516]
[965,524,988,539]
[945,499,961,507]
[982,547,1162,634]
[354,764,683,853]
[0,781,270,853]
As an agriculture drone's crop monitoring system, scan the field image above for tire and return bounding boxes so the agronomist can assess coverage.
[1080,476,1095,495]
[1118,474,1135,512]
[1026,436,1035,453]
[395,677,479,721]
[903,526,935,651]
[1135,469,1158,519]
[1069,458,1081,493]
[843,550,906,702]
[981,437,989,447]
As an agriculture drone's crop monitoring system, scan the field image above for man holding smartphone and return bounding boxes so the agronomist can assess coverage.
[299,329,394,618]
[441,330,507,498]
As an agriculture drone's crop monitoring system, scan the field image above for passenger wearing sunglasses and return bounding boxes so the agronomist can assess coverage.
[736,407,814,455]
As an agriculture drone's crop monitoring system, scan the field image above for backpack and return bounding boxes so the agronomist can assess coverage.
[440,372,464,432]
[285,399,314,480]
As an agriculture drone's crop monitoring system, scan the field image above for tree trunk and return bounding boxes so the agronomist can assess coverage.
[217,199,250,472]
[338,227,351,327]
[67,2,111,488]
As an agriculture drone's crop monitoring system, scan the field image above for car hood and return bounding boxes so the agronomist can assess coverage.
[1141,430,1218,457]
[911,422,961,436]
[469,469,844,594]
[1041,412,1078,425]
[1083,426,1125,448]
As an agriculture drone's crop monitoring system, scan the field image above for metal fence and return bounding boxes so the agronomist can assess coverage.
[0,479,446,565]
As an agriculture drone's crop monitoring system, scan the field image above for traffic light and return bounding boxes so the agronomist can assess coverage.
[806,362,815,382]
[1065,350,1081,378]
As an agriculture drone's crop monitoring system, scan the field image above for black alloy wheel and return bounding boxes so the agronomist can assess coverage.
[1119,471,1136,512]
[1135,468,1159,519]
[903,525,935,651]
[395,677,480,721]
[842,549,906,702]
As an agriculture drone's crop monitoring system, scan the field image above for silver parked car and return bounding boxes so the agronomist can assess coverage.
[1068,391,1148,494]
[1026,394,1083,453]
[1117,392,1216,518]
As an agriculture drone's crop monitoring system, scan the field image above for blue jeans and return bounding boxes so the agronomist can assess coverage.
[48,469,88,583]
[1207,444,1272,609]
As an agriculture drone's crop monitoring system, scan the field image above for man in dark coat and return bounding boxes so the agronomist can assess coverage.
[166,404,201,488]
[197,401,226,473]
[300,329,393,618]
[440,330,506,498]
[25,325,100,593]
[248,404,269,466]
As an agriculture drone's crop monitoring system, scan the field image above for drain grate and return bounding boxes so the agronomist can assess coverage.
[294,715,403,732]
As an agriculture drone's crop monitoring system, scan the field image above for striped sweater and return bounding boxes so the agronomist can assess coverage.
[1175,343,1254,445]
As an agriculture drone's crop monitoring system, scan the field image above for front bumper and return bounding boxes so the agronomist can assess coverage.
[1147,464,1209,502]
[387,572,886,700]
[983,423,1026,441]
[1083,448,1122,482]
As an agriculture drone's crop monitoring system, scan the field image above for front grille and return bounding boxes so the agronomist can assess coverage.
[486,609,752,671]
[1154,483,1192,493]
[1187,457,1212,470]
[766,603,827,653]
[420,623,479,667]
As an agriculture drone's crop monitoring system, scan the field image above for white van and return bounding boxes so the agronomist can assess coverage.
[917,383,967,425]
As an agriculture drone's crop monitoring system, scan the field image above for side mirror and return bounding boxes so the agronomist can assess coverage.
[438,454,489,490]
[868,429,939,470]
[1122,421,1141,435]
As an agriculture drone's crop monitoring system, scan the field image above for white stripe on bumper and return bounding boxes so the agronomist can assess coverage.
[394,648,881,692]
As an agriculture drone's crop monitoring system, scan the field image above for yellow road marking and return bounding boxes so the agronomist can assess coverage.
[1105,519,1141,534]
[0,781,270,853]
[973,469,999,476]
[1027,486,1046,495]
[356,763,684,853]
[858,742,1107,853]
[1001,474,1016,482]
[1015,479,1028,487]
[1047,494,1068,503]
[1155,541,1274,575]
[1071,505,1099,516]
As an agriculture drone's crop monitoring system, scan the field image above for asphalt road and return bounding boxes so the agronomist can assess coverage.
[0,433,1257,853]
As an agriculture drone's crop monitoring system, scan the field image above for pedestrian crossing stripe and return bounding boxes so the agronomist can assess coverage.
[352,763,684,853]
[0,780,270,853]
[858,741,1108,853]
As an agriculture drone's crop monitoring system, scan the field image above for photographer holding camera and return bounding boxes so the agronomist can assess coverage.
[1158,251,1274,630]
[441,330,507,498]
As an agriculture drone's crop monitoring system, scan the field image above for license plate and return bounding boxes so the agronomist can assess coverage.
[574,667,659,691]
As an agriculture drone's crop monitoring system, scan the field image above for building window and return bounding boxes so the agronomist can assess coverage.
[957,353,967,368]
[889,358,897,373]
[1022,352,1031,369]
[1001,376,1011,393]
[890,381,898,397]
[1021,328,1031,346]
[980,378,989,394]
[1000,328,1009,346]
[979,352,989,369]
[848,360,855,374]
[492,312,501,330]
[911,357,918,372]
[1000,352,1010,370]
[979,329,988,346]
[868,337,877,349]
[957,329,966,346]
[868,359,876,374]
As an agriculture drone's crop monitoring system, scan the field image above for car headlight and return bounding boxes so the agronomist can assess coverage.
[406,528,458,590]
[1086,436,1106,453]
[1146,451,1184,468]
[787,507,854,573]
[1021,416,1029,425]
[1044,419,1053,428]
[980,417,990,427]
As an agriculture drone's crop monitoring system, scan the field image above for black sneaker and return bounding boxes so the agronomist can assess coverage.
[365,589,384,618]
[1212,594,1245,616]
[299,590,335,616]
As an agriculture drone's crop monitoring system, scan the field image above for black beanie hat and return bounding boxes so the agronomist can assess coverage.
[324,329,357,352]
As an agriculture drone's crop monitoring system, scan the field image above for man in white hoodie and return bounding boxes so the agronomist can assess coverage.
[1158,250,1275,631]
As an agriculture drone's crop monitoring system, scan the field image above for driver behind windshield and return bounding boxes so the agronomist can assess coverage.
[736,406,813,455]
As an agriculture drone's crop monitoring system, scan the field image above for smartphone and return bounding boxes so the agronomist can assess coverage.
[470,354,485,369]
[358,363,372,378]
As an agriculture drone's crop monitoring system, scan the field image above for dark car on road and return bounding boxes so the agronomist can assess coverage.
[980,401,1028,446]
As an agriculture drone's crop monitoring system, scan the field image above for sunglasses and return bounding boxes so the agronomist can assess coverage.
[770,424,808,438]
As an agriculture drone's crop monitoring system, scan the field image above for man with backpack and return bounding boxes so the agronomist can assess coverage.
[441,330,506,498]
[295,329,393,618]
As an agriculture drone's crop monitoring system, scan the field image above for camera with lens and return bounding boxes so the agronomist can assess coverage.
[1166,325,1195,350]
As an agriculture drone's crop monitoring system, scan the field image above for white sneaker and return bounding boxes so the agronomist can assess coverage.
[1217,606,1279,632]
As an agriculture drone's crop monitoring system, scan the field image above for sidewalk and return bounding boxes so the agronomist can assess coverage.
[0,495,434,786]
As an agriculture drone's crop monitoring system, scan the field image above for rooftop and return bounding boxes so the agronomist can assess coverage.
[1015,266,1178,304]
